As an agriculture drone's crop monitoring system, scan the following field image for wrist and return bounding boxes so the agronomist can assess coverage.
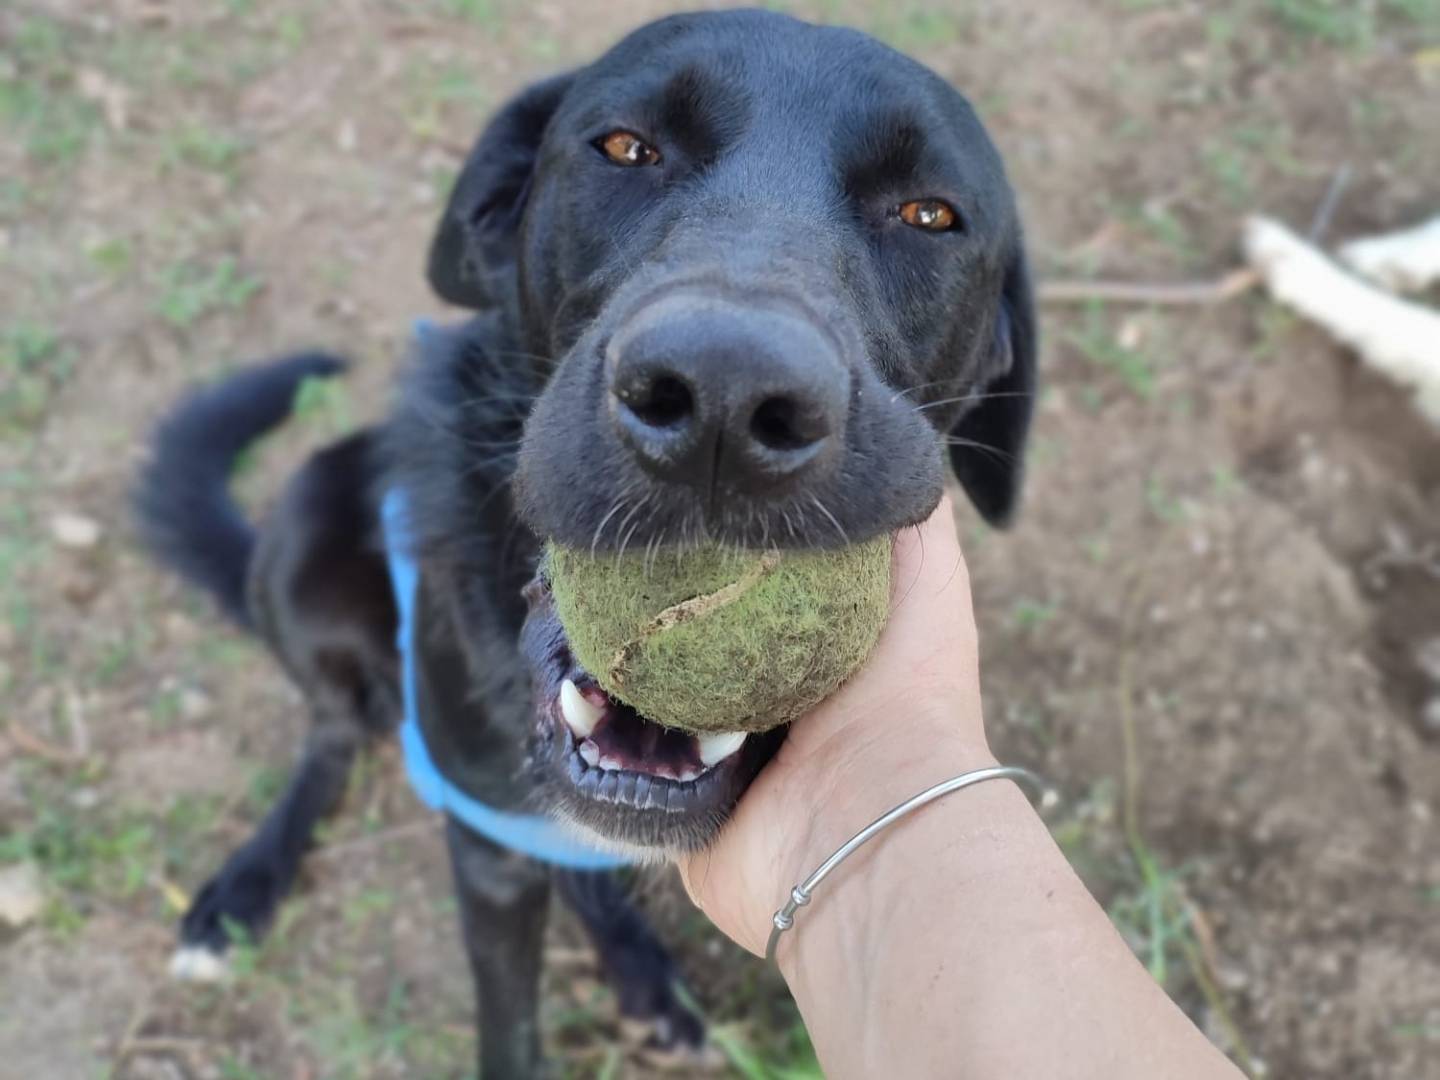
[768,716,1000,969]
[774,767,1050,1075]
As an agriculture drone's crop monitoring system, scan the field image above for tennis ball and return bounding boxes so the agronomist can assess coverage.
[546,538,892,734]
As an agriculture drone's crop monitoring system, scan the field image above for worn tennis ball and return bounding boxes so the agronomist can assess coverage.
[546,538,892,734]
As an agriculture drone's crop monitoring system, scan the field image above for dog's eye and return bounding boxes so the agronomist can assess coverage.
[596,131,662,167]
[898,199,960,232]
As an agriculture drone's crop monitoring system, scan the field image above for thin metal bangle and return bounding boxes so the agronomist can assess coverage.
[764,764,1050,964]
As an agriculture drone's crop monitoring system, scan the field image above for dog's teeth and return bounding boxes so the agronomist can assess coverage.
[560,679,603,738]
[696,730,747,766]
[598,754,624,772]
[676,767,700,783]
[578,740,601,767]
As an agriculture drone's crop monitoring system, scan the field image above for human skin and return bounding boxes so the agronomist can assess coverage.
[677,496,1242,1079]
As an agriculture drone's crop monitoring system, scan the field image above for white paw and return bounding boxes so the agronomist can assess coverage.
[168,945,230,983]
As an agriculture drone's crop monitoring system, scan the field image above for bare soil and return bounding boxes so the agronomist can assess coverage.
[3,1,1438,1077]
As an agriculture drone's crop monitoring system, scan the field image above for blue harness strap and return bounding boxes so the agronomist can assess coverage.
[382,463,631,869]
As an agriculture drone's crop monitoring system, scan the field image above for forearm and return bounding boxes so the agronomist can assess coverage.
[776,756,1241,1079]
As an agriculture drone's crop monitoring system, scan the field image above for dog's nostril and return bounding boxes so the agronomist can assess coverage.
[625,374,694,429]
[749,396,823,452]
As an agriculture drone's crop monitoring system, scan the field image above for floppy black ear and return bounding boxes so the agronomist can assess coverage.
[427,72,576,309]
[949,243,1038,527]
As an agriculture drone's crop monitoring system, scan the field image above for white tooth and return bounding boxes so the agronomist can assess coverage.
[598,754,624,772]
[578,740,600,767]
[676,767,700,783]
[697,730,747,766]
[560,679,603,738]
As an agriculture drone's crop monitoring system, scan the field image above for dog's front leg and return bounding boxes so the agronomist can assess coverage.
[555,868,706,1051]
[444,816,552,1079]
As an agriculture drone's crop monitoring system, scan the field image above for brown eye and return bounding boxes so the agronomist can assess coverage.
[899,199,959,231]
[597,130,662,167]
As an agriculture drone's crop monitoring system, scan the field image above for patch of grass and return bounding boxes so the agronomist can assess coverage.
[1011,597,1060,631]
[94,635,143,684]
[1,805,154,904]
[1,320,75,431]
[1202,141,1254,207]
[439,0,505,26]
[163,123,250,178]
[1145,475,1189,523]
[154,257,262,328]
[0,17,102,168]
[275,11,308,50]
[0,791,224,933]
[341,887,396,926]
[1266,0,1376,44]
[192,632,257,668]
[87,236,134,277]
[295,977,469,1080]
[1082,532,1112,564]
[1124,202,1200,266]
[1066,304,1162,401]
[403,62,490,140]
[244,763,289,816]
[711,1020,823,1080]
[1265,0,1438,46]
[292,373,355,435]
[218,1056,268,1080]
[868,5,970,51]
[1211,464,1243,498]
[1251,299,1300,361]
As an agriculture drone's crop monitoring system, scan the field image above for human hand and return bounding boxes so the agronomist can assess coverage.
[676,495,996,956]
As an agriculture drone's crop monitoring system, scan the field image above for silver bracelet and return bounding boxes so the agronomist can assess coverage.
[765,764,1051,964]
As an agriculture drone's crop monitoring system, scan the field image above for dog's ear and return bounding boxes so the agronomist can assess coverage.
[427,72,576,309]
[949,241,1037,527]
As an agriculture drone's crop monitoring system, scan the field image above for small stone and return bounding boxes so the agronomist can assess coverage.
[0,862,45,929]
[1422,697,1440,736]
[61,568,102,606]
[179,688,213,722]
[51,512,102,549]
[1415,638,1440,683]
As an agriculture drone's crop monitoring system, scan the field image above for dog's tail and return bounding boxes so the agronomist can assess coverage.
[134,352,349,628]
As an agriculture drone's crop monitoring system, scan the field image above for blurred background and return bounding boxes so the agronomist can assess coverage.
[2,1,1438,1077]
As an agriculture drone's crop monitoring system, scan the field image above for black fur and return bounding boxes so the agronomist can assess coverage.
[133,352,347,626]
[135,12,1037,1077]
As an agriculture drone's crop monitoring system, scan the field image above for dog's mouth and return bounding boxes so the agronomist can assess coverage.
[520,574,781,852]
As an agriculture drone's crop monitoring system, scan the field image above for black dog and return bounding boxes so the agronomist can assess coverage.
[136,10,1035,1077]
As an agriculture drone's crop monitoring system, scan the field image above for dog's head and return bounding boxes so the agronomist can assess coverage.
[428,10,1035,856]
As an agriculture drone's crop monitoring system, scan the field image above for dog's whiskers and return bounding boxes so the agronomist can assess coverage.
[590,498,628,558]
[613,494,653,565]
[940,434,1018,465]
[912,389,1036,414]
[808,494,849,545]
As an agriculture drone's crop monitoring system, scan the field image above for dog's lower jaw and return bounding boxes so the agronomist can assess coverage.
[547,811,686,866]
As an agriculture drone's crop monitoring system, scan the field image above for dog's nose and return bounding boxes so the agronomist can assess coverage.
[609,303,847,496]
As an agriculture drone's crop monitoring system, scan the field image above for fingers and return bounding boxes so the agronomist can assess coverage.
[888,494,972,627]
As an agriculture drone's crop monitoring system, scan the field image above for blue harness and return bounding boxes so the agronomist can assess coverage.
[381,371,630,870]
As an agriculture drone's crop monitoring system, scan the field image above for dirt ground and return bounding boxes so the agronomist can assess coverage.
[3,0,1439,1077]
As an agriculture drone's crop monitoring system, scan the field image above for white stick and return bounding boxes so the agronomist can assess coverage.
[1244,215,1440,426]
[1339,215,1440,294]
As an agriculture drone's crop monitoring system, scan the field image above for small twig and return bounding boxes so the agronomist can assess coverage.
[5,724,83,765]
[107,983,165,1077]
[1038,268,1260,306]
[1307,163,1353,244]
[309,816,439,861]
[64,688,91,757]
